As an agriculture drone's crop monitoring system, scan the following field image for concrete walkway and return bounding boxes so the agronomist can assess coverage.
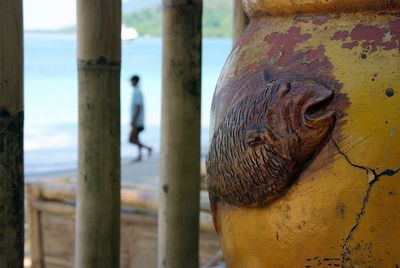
[26,155,161,187]
[26,153,206,191]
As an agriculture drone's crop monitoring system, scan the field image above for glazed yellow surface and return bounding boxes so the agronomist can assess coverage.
[213,12,400,267]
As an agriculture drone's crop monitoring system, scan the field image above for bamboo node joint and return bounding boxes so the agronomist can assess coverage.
[78,57,121,70]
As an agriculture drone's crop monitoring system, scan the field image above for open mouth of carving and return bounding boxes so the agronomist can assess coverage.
[303,91,335,126]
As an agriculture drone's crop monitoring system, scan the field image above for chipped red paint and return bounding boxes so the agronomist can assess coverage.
[264,27,312,66]
[351,24,384,41]
[237,19,261,48]
[331,31,350,41]
[388,19,400,49]
[390,19,400,35]
[305,45,326,62]
[382,40,399,50]
[335,19,400,51]
[350,24,385,51]
[342,41,359,49]
[313,16,330,25]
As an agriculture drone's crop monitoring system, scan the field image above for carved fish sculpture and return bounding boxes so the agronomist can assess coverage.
[206,78,336,207]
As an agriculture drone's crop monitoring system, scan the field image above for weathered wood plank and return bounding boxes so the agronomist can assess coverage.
[36,181,212,212]
[27,184,221,268]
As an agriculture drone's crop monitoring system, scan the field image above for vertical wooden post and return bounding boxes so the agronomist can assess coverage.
[158,0,202,267]
[233,0,249,44]
[27,184,44,268]
[75,0,121,267]
[0,0,24,266]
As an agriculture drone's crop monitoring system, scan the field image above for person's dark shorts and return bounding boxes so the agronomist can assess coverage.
[129,126,144,143]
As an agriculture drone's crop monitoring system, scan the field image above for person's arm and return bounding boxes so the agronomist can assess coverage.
[131,105,141,127]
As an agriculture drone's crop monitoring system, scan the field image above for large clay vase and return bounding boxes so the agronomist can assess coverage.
[206,1,400,267]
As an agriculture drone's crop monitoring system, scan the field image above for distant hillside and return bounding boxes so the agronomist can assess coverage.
[123,0,233,38]
[122,0,159,14]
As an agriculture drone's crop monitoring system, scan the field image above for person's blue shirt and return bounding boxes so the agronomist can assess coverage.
[131,86,144,127]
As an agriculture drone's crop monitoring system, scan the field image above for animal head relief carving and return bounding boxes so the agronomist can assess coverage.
[206,77,336,207]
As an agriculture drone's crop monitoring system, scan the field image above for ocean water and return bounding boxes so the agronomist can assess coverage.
[24,33,232,176]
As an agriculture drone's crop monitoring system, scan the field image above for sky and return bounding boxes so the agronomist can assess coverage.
[24,0,76,30]
[23,0,131,30]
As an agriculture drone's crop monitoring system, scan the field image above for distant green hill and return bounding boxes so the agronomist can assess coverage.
[123,0,233,38]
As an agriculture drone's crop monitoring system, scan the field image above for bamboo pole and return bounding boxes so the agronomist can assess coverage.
[75,0,121,267]
[0,0,24,266]
[158,0,203,267]
[233,0,249,44]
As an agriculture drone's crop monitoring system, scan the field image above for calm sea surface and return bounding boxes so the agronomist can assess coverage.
[24,33,232,176]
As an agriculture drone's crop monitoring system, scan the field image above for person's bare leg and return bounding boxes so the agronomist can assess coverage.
[130,128,142,162]
[136,135,152,158]
[132,144,142,162]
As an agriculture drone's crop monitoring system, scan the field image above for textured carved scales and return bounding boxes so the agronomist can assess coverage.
[207,77,336,207]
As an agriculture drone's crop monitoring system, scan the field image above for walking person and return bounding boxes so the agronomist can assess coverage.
[129,75,152,162]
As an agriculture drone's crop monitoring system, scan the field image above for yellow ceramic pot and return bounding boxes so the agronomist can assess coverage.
[207,1,400,267]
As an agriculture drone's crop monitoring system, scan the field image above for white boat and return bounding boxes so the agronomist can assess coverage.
[121,25,138,41]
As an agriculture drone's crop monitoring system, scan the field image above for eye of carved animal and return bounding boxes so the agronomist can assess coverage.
[206,78,336,207]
